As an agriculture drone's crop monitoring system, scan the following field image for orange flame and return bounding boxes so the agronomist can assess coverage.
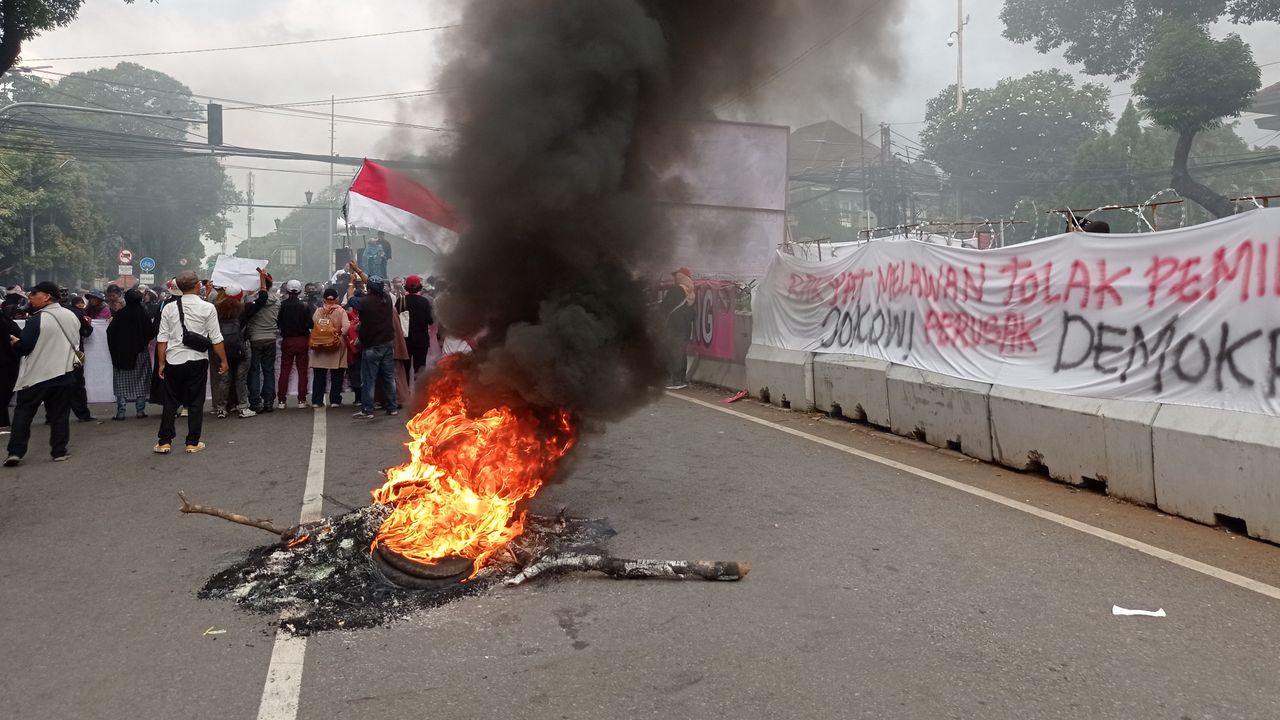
[370,355,576,573]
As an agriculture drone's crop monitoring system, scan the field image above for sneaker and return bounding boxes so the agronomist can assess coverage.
[152,443,172,454]
[664,384,688,390]
[77,415,97,422]
[387,409,399,417]
[215,409,228,419]
[136,412,147,419]
[178,408,188,417]
[329,403,341,408]
[260,405,274,414]
[185,442,206,454]
[238,408,257,418]
[297,400,310,409]
[352,410,375,420]
[3,455,20,467]
[52,454,69,462]
[277,400,287,410]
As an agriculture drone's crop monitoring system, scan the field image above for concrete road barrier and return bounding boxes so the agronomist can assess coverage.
[989,386,1158,505]
[745,344,814,410]
[1152,404,1280,543]
[813,353,891,427]
[886,365,993,461]
[688,355,747,391]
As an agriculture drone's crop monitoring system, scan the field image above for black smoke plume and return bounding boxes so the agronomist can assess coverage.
[434,0,898,420]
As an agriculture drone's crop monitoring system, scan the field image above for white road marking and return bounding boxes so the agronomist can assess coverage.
[256,409,327,720]
[670,392,1280,603]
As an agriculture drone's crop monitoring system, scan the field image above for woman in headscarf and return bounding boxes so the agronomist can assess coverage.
[106,289,156,420]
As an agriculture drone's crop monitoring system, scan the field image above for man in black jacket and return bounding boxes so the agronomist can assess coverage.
[353,276,396,419]
[276,280,313,409]
[399,274,434,376]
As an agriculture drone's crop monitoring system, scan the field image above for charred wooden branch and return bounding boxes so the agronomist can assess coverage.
[178,492,300,539]
[505,554,750,586]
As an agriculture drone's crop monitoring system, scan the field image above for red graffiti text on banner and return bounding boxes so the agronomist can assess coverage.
[923,309,1041,354]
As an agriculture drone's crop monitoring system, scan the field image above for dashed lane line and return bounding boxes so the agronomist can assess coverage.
[255,409,327,720]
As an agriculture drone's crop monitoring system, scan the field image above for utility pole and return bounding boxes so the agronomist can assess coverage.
[335,95,340,271]
[956,0,965,112]
[246,171,255,254]
[860,114,870,235]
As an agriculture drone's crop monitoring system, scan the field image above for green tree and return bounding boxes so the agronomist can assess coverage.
[1000,0,1277,79]
[32,63,240,278]
[920,70,1111,220]
[0,1,148,78]
[1132,22,1261,218]
[0,145,103,284]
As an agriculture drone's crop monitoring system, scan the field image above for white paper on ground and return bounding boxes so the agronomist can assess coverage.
[1112,605,1166,617]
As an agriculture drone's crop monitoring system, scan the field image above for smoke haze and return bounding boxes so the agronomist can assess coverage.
[433,0,900,420]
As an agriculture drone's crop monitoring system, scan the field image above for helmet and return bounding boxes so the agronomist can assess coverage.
[285,279,302,294]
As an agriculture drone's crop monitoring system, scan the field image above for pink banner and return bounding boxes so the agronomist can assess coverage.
[688,280,738,360]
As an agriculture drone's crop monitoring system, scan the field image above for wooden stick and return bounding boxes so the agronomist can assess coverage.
[505,554,750,586]
[178,492,295,539]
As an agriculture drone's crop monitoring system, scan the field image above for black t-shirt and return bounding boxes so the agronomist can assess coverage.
[357,292,394,346]
[401,293,434,347]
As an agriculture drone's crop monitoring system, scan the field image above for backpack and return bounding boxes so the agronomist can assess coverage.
[309,306,344,351]
[220,318,245,362]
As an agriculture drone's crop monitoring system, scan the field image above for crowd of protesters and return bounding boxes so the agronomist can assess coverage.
[0,252,701,464]
[0,251,456,464]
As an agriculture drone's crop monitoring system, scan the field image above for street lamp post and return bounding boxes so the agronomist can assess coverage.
[948,0,970,112]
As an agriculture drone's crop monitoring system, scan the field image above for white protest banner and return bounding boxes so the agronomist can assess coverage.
[752,208,1280,416]
[210,255,269,292]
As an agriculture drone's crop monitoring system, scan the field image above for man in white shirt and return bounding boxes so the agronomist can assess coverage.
[154,271,228,454]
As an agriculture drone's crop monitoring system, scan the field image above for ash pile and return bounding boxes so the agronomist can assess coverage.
[200,506,616,636]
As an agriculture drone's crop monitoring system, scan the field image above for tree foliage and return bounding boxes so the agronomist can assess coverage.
[1132,22,1261,217]
[920,70,1111,219]
[1000,0,1277,79]
[0,63,238,285]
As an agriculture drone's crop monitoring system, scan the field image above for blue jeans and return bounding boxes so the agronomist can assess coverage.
[360,342,396,414]
[115,396,147,417]
[247,341,277,410]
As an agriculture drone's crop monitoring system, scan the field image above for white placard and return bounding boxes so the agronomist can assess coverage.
[117,265,133,276]
[210,255,269,292]
[139,273,155,285]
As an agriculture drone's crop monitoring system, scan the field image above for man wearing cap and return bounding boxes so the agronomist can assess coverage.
[4,281,84,465]
[398,275,435,376]
[241,268,280,414]
[276,279,313,409]
[154,271,227,454]
[660,267,697,390]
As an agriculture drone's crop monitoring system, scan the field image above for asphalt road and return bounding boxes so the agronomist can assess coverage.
[2,388,1279,719]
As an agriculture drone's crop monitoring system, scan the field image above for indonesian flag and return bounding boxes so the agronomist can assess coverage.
[345,159,462,255]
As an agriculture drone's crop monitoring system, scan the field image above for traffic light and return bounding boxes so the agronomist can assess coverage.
[207,103,223,146]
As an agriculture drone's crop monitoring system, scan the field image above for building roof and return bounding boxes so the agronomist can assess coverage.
[1251,81,1280,131]
[789,120,883,182]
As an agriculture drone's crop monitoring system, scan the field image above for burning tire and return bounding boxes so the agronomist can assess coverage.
[372,544,474,590]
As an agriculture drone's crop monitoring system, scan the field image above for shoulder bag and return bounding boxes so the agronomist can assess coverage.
[176,298,214,353]
[49,310,86,369]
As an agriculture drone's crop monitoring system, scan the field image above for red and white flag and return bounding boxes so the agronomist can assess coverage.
[345,160,463,254]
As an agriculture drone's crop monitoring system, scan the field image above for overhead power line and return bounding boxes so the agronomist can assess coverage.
[27,23,463,61]
[29,69,453,132]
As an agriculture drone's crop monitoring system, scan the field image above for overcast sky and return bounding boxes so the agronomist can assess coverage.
[20,0,1280,252]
